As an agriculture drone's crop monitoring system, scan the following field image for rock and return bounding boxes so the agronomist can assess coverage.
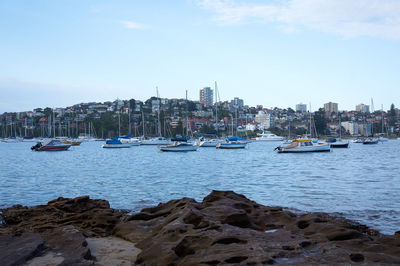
[0,233,44,266]
[0,195,123,237]
[2,192,400,265]
[113,190,400,265]
[86,236,141,266]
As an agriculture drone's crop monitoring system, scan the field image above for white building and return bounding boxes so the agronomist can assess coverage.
[356,104,370,113]
[341,121,358,135]
[199,87,213,107]
[296,103,307,112]
[151,99,160,113]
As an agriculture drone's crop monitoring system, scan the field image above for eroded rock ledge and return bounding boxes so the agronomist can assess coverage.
[1,191,400,265]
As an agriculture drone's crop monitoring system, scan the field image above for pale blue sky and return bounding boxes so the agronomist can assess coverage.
[1,0,400,113]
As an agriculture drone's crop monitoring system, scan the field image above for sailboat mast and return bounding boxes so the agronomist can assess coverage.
[215,81,218,136]
[142,111,145,137]
[381,104,384,134]
[128,108,131,135]
[118,110,121,136]
[185,90,188,136]
[309,103,312,138]
[52,109,56,138]
[156,87,161,137]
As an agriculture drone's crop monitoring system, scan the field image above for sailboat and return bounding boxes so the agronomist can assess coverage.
[378,105,389,142]
[327,115,349,148]
[159,91,197,152]
[198,82,225,147]
[141,88,172,146]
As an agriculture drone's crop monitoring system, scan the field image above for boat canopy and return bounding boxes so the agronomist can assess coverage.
[326,138,337,143]
[118,134,132,139]
[171,136,189,142]
[106,137,122,144]
[226,136,247,141]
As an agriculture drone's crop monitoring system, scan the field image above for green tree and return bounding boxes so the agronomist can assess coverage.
[313,108,327,136]
[389,103,396,126]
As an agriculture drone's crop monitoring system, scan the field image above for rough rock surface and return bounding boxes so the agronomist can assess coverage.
[0,195,125,266]
[114,190,400,265]
[1,191,400,265]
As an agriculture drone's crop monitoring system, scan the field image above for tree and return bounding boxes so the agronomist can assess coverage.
[389,103,396,126]
[129,99,136,112]
[313,108,328,136]
[199,124,215,134]
[43,107,53,117]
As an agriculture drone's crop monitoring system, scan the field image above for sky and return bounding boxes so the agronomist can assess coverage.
[1,0,400,113]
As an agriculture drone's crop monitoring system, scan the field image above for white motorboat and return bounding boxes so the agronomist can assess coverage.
[352,138,363,143]
[102,138,132,148]
[255,131,285,141]
[159,141,198,152]
[275,139,330,153]
[216,137,248,149]
[141,137,171,145]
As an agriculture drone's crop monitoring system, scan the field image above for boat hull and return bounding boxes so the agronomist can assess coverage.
[216,143,247,149]
[330,142,349,148]
[276,144,330,153]
[36,145,71,151]
[102,144,131,148]
[159,146,198,152]
[363,141,378,145]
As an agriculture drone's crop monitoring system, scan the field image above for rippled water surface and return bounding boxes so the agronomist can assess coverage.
[0,140,399,234]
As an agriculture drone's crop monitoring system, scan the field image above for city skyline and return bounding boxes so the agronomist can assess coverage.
[1,0,400,113]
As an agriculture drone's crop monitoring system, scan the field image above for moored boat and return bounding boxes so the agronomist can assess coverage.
[159,140,198,152]
[102,138,131,148]
[275,139,330,153]
[255,131,285,141]
[363,138,379,145]
[63,139,82,146]
[216,137,248,149]
[31,139,71,151]
[326,138,350,148]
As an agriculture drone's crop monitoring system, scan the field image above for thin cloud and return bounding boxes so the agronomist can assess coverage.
[198,0,400,39]
[120,20,149,30]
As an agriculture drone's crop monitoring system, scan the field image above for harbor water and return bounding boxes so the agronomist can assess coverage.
[0,140,399,234]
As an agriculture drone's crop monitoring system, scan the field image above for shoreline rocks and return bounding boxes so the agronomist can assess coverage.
[1,191,400,265]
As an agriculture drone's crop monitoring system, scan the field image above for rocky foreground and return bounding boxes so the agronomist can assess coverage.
[1,191,400,265]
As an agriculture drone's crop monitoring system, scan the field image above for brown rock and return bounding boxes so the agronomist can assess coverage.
[113,190,400,265]
[0,195,123,237]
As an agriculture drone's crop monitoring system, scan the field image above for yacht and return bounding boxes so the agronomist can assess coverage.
[255,131,285,141]
[275,139,330,153]
[159,140,198,152]
[102,138,131,148]
[216,136,248,149]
